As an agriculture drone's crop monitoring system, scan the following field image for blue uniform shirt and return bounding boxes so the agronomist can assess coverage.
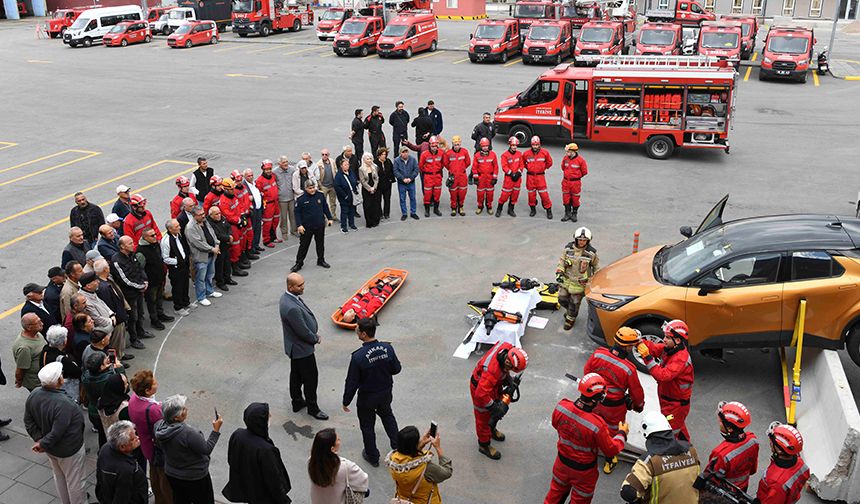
[343,340,402,406]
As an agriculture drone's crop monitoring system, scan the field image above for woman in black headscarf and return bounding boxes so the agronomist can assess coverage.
[98,372,130,434]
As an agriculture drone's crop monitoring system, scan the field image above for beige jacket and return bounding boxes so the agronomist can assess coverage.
[359,163,379,193]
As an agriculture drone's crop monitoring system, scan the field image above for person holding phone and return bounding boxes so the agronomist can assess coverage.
[385,425,453,504]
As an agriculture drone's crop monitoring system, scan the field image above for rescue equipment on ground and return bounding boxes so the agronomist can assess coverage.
[331,268,408,329]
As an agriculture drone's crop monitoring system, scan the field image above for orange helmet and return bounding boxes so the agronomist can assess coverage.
[717,401,751,430]
[221,178,235,190]
[175,175,190,188]
[209,175,222,186]
[530,135,541,146]
[767,422,803,455]
[479,138,490,148]
[130,194,146,206]
[230,170,243,182]
[507,347,528,373]
[508,137,519,147]
[578,372,607,399]
[662,319,689,341]
[614,327,641,346]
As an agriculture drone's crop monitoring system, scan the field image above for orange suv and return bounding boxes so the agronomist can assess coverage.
[585,195,860,365]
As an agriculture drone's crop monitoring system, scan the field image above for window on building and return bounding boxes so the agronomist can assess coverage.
[809,0,822,17]
[446,0,457,8]
[658,0,670,9]
[751,0,763,14]
[782,0,795,16]
[731,0,744,13]
[704,0,716,12]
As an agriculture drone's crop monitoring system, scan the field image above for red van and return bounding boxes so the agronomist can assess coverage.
[522,20,573,65]
[377,11,437,58]
[168,20,219,48]
[721,14,758,59]
[333,16,384,57]
[575,20,628,65]
[469,18,520,63]
[103,20,151,46]
[634,22,682,55]
[697,21,742,68]
[759,26,815,83]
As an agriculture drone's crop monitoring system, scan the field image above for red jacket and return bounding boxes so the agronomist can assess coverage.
[234,184,251,214]
[170,192,197,219]
[583,347,644,408]
[203,191,222,213]
[442,147,471,175]
[706,433,759,491]
[643,341,694,401]
[219,193,242,226]
[500,149,523,177]
[471,151,499,182]
[522,148,553,175]
[340,284,394,320]
[756,457,809,504]
[470,341,511,411]
[561,154,588,180]
[255,174,279,204]
[552,398,625,463]
[419,148,445,176]
[123,210,161,249]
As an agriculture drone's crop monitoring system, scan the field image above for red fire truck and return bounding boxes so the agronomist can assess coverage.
[47,7,87,38]
[493,55,736,159]
[469,18,521,63]
[511,0,561,40]
[561,0,606,31]
[697,21,742,68]
[232,0,314,37]
[646,0,715,27]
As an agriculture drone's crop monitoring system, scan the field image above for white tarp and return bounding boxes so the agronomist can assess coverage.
[453,288,541,359]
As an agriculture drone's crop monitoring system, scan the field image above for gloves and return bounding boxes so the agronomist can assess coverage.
[636,342,650,358]
[511,171,521,181]
[492,178,497,186]
[445,175,455,188]
[555,271,564,284]
[618,422,630,436]
[624,394,633,411]
[490,400,509,421]
[470,174,478,185]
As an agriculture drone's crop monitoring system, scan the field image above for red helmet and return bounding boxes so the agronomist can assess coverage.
[230,169,243,182]
[578,372,607,399]
[479,138,490,148]
[508,136,519,147]
[261,159,273,169]
[767,422,803,455]
[507,347,528,373]
[717,401,751,430]
[175,175,190,188]
[530,135,541,146]
[209,175,222,186]
[130,193,146,206]
[429,136,439,146]
[662,319,689,341]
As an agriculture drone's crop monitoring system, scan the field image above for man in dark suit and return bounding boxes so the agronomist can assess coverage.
[20,283,56,337]
[280,273,328,420]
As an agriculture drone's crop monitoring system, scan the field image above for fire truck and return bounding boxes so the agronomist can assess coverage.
[317,0,386,40]
[561,0,605,31]
[511,0,561,40]
[493,55,737,159]
[759,26,816,83]
[47,7,91,38]
[232,0,314,37]
[646,0,715,27]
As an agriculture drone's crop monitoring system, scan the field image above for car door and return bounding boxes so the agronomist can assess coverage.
[128,23,139,41]
[520,79,562,139]
[685,251,784,348]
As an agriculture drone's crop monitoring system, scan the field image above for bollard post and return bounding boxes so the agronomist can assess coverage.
[632,232,640,254]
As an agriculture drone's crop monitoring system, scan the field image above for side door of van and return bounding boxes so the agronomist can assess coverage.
[507,23,519,53]
[519,79,563,139]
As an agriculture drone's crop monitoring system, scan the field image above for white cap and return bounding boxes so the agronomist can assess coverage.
[116,184,130,194]
[38,362,64,386]
[106,213,121,224]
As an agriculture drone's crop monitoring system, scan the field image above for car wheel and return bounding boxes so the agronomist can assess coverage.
[430,39,437,52]
[509,124,532,146]
[121,39,128,47]
[847,326,860,367]
[69,41,77,47]
[211,36,218,45]
[83,37,92,47]
[500,51,508,63]
[469,55,477,63]
[261,24,270,37]
[360,45,368,57]
[145,35,151,43]
[185,39,192,48]
[238,32,247,37]
[60,27,66,36]
[291,19,302,32]
[50,31,58,38]
[405,47,412,58]
[799,72,808,84]
[645,135,674,160]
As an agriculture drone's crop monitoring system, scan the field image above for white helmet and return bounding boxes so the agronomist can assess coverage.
[574,227,592,241]
[641,411,672,438]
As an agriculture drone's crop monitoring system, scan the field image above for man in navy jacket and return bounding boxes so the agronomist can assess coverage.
[291,181,332,273]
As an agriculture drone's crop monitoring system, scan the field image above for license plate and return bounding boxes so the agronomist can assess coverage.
[476,54,486,60]
[776,70,789,75]
[534,55,542,60]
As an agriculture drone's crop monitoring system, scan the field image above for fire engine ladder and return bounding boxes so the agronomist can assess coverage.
[595,54,722,69]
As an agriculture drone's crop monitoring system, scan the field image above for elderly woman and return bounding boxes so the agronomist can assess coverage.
[97,373,130,435]
[359,153,381,228]
[40,325,82,404]
[82,351,121,447]
[155,394,223,504]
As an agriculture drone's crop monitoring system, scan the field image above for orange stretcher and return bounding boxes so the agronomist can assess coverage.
[331,268,409,330]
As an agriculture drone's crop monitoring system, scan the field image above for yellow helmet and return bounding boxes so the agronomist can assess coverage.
[451,135,461,143]
[565,143,579,152]
[614,327,641,346]
[220,178,235,189]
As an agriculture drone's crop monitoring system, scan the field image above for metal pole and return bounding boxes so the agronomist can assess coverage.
[828,0,839,55]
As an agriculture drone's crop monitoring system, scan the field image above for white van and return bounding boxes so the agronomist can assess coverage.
[166,7,196,34]
[64,5,145,47]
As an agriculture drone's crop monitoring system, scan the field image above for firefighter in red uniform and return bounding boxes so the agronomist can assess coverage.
[636,319,695,442]
[559,143,588,223]
[203,175,222,213]
[123,193,162,250]
[442,135,471,217]
[231,170,257,265]
[583,326,644,474]
[218,179,248,278]
[169,176,198,219]
[699,401,759,498]
[756,422,809,504]
[471,138,499,215]
[255,159,280,247]
[496,137,523,218]
[544,373,628,504]
[469,341,528,460]
[418,136,445,218]
[522,135,553,219]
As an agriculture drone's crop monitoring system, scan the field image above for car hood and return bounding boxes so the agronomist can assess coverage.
[588,245,664,298]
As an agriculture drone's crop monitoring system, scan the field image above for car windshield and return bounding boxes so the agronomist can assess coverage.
[660,227,733,284]
[514,4,548,18]
[109,24,127,33]
[233,0,254,13]
[701,32,739,48]
[382,24,408,37]
[70,17,89,30]
[475,24,505,39]
[321,9,343,20]
[174,23,192,34]
[740,23,751,36]
[52,10,68,18]
[767,35,808,54]
[158,13,168,21]
[562,5,591,17]
[580,27,612,42]
[640,29,675,46]
[339,21,366,34]
[528,25,560,40]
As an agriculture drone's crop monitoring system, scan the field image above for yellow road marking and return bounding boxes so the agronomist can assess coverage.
[751,52,758,61]
[835,59,860,65]
[214,44,246,53]
[744,66,752,81]
[453,57,470,64]
[0,303,24,321]
[0,161,195,251]
[407,50,446,62]
[503,57,522,67]
[0,150,101,188]
[812,71,819,86]
[321,51,336,57]
[282,46,324,56]
[27,59,53,64]
[0,142,16,151]
[846,76,860,81]
[0,149,93,175]
[225,73,269,78]
[248,44,282,54]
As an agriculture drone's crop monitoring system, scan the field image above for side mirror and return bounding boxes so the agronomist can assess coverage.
[680,225,693,238]
[469,33,473,39]
[697,277,722,296]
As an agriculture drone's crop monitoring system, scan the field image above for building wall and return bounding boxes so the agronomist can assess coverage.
[636,0,847,19]
[431,0,486,18]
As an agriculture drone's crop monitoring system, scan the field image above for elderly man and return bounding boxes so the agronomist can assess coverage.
[96,224,120,260]
[13,313,45,391]
[106,212,123,236]
[24,362,87,504]
[44,267,66,323]
[208,205,234,291]
[291,181,332,273]
[275,156,297,241]
[79,271,115,334]
[136,228,173,330]
[21,282,57,333]
[176,196,197,241]
[161,219,191,316]
[59,261,83,320]
[69,191,105,244]
[316,149,339,220]
[97,421,148,503]
[243,168,265,253]
[83,249,103,274]
[292,160,318,200]
[186,206,222,307]
[93,258,133,355]
[61,227,91,267]
[112,185,132,220]
[111,236,151,349]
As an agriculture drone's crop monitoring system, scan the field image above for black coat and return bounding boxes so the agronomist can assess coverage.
[97,278,128,325]
[44,282,63,324]
[375,158,395,185]
[222,403,291,504]
[110,251,147,300]
[412,111,433,143]
[96,444,149,504]
[207,217,232,245]
[70,204,105,244]
[21,301,57,335]
[389,109,410,138]
[471,121,497,151]
[135,241,165,286]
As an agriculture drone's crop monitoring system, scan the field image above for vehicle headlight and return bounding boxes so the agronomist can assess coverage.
[351,38,359,43]
[763,56,772,63]
[495,106,510,114]
[548,44,556,50]
[797,59,808,66]
[491,43,500,49]
[589,294,638,311]
[600,47,609,53]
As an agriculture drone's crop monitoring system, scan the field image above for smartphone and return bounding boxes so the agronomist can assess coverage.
[429,421,437,439]
[214,407,219,420]
[107,349,117,364]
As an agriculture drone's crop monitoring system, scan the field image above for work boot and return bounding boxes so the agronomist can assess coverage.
[451,208,457,217]
[232,264,249,277]
[248,251,260,260]
[564,317,575,331]
[546,207,553,220]
[486,205,493,215]
[561,204,572,222]
[495,206,503,218]
[604,456,618,474]
[458,206,465,216]
[424,205,431,218]
[478,443,501,460]
[571,206,579,223]
[529,205,537,217]
[433,203,442,216]
[476,206,483,215]
[507,203,516,217]
[492,428,506,442]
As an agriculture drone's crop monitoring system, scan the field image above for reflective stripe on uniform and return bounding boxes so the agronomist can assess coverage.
[559,437,594,453]
[723,437,758,464]
[782,463,809,492]
[679,383,692,390]
[555,405,598,433]
[571,485,593,498]
[593,352,633,376]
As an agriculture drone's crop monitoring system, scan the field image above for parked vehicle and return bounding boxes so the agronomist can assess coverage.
[561,0,605,31]
[166,7,195,33]
[333,15,384,56]
[585,194,860,366]
[720,13,758,59]
[469,18,521,63]
[102,19,151,46]
[168,19,219,47]
[64,5,144,47]
[47,8,89,39]
[317,6,354,40]
[759,26,815,83]
[376,11,437,58]
[574,19,630,65]
[633,22,683,55]
[645,0,715,27]
[146,6,173,24]
[150,13,170,35]
[817,48,829,75]
[511,0,560,39]
[232,0,313,37]
[697,21,742,68]
[493,55,736,159]
[522,19,573,65]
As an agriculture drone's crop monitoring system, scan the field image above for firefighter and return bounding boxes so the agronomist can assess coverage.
[231,170,258,265]
[471,138,499,215]
[123,193,162,250]
[522,135,553,219]
[203,175,222,214]
[544,373,627,504]
[469,341,528,460]
[169,176,198,219]
[496,137,523,218]
[583,327,644,475]
[756,422,809,504]
[256,159,280,247]
[418,136,445,218]
[556,227,599,331]
[218,178,248,278]
[636,319,695,442]
[699,401,759,497]
[620,411,701,504]
[442,135,470,217]
[559,143,588,223]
